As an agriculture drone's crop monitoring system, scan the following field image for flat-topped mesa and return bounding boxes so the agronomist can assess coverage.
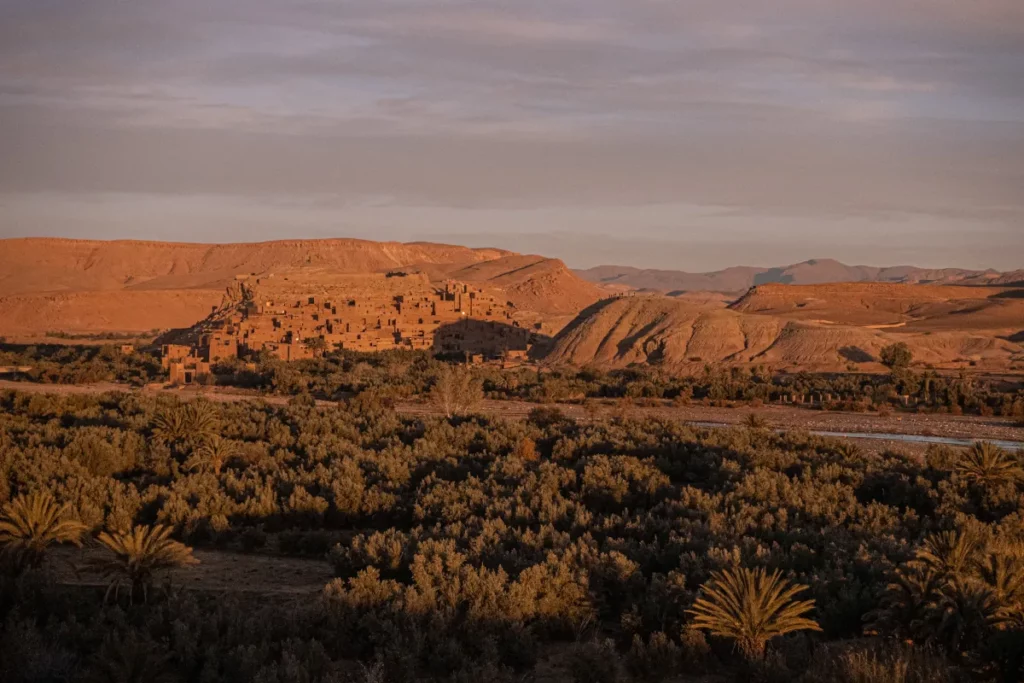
[162,277,535,383]
[0,237,513,296]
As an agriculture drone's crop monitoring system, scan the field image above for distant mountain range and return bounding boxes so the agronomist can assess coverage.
[575,258,1024,294]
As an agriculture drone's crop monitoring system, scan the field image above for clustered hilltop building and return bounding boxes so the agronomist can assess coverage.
[161,273,534,384]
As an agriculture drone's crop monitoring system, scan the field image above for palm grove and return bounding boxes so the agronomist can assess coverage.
[2,386,1024,682]
[3,342,1023,423]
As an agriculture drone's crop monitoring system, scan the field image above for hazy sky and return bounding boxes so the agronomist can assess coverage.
[1,0,1022,270]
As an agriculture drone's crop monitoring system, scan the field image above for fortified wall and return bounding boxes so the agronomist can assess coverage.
[162,274,534,383]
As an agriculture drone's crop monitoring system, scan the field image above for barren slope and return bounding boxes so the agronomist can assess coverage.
[545,294,1023,372]
[0,238,602,336]
[450,254,602,317]
[0,238,510,295]
[0,290,224,334]
[732,283,1024,331]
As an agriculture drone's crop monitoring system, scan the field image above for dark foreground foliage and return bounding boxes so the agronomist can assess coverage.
[2,389,1024,681]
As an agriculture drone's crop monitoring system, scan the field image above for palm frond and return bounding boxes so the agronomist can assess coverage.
[955,441,1023,486]
[867,564,942,640]
[911,528,984,578]
[89,524,198,603]
[685,566,821,658]
[184,436,237,474]
[152,402,220,451]
[979,551,1024,627]
[0,491,87,571]
[928,578,1005,654]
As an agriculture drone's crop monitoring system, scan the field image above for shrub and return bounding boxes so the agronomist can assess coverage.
[527,406,568,428]
[880,343,913,370]
[566,639,625,683]
[626,632,681,682]
[430,365,483,417]
[240,526,267,552]
[801,641,961,683]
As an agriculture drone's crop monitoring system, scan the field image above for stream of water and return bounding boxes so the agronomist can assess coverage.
[685,421,1024,451]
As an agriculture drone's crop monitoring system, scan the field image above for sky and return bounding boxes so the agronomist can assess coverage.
[0,0,1022,271]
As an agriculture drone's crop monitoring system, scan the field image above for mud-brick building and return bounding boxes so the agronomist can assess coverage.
[168,360,210,385]
[201,332,238,363]
[160,345,193,369]
[160,277,534,380]
[161,343,211,384]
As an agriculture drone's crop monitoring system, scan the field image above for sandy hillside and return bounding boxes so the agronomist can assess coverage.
[0,290,225,334]
[544,290,1024,372]
[0,238,510,295]
[732,283,1024,331]
[0,238,600,335]
[449,254,602,316]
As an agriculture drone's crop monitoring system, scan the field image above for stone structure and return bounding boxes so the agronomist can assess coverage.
[161,278,534,382]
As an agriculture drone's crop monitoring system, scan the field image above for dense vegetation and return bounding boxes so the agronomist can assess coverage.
[3,389,1024,681]
[0,342,163,385]
[3,342,1023,420]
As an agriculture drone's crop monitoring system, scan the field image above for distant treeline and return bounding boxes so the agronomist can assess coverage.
[2,342,1023,420]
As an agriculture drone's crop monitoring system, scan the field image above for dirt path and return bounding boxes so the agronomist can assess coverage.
[3,379,1021,445]
[48,545,333,595]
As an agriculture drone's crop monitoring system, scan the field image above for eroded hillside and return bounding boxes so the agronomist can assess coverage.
[544,286,1024,372]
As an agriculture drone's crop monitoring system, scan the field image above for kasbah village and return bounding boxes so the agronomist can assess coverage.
[160,270,535,384]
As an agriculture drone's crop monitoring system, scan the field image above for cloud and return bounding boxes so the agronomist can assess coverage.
[0,0,1021,268]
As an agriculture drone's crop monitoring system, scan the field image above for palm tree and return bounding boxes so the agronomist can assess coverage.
[912,529,985,578]
[867,564,943,640]
[151,407,187,445]
[979,552,1024,625]
[90,525,198,603]
[0,491,87,572]
[955,442,1024,487]
[928,578,1005,654]
[980,553,1024,602]
[152,402,219,454]
[184,436,237,474]
[686,566,821,658]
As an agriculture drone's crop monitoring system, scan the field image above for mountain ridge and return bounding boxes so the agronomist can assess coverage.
[0,237,601,335]
[576,258,1021,293]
